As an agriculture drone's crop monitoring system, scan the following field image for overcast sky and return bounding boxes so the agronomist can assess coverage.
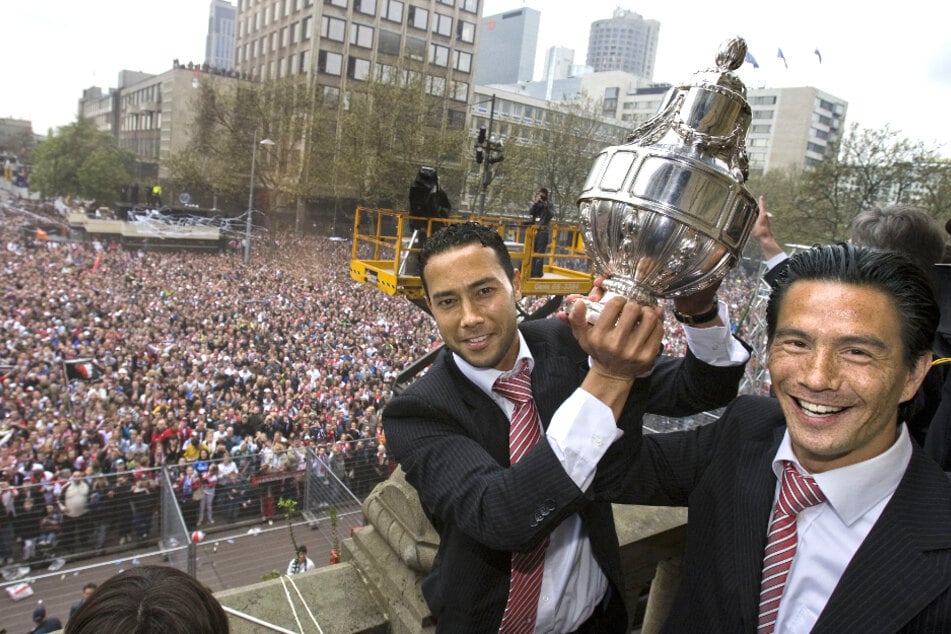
[483,0,951,151]
[4,0,949,153]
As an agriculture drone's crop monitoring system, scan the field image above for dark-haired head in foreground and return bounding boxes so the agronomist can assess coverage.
[65,565,229,634]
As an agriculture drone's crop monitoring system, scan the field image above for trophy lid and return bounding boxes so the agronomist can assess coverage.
[690,36,749,99]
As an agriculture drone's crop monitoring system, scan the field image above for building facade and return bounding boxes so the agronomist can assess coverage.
[474,7,539,85]
[233,0,479,118]
[586,8,659,80]
[206,0,238,71]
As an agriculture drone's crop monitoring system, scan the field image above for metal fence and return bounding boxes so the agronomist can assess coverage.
[0,445,373,629]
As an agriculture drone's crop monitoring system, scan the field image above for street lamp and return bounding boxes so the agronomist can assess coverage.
[244,132,275,264]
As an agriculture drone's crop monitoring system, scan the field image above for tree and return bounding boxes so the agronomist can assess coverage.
[752,124,949,246]
[29,117,135,203]
[334,70,469,210]
[475,94,626,220]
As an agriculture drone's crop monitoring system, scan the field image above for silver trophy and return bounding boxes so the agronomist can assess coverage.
[577,37,758,320]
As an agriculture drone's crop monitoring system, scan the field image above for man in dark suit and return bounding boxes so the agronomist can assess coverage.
[384,222,749,632]
[620,243,951,632]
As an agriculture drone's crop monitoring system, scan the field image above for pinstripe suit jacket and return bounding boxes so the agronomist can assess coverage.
[616,395,951,633]
[383,318,747,633]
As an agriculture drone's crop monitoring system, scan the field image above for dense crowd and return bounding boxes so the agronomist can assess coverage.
[0,199,763,564]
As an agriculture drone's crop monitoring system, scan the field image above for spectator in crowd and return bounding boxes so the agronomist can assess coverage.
[29,603,62,634]
[68,582,97,620]
[286,545,316,575]
[65,565,229,634]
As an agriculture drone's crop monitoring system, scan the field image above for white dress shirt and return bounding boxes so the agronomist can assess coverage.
[769,424,912,633]
[454,305,745,632]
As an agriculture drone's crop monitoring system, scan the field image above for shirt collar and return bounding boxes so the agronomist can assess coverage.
[772,423,913,526]
[453,331,534,399]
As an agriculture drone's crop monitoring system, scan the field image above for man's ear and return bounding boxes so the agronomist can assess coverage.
[900,352,933,403]
[512,269,522,301]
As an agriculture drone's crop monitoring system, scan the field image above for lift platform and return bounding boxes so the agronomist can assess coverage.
[349,206,594,304]
[350,206,595,392]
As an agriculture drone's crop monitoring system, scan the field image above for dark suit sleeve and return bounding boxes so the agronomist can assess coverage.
[384,382,587,553]
[628,346,747,421]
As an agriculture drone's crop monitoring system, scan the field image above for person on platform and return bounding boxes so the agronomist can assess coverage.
[528,188,554,277]
[408,166,451,244]
[617,243,951,631]
[383,222,748,632]
[68,582,97,620]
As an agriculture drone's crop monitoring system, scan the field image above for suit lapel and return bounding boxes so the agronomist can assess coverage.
[443,352,512,466]
[814,449,951,632]
[734,425,785,628]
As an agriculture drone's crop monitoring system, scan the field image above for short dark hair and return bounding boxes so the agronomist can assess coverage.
[849,204,946,271]
[766,243,939,371]
[419,222,515,297]
[65,565,229,634]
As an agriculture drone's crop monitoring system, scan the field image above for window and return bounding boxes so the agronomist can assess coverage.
[291,21,299,43]
[318,50,343,75]
[427,75,445,96]
[299,50,311,73]
[381,0,403,22]
[348,57,371,80]
[450,80,468,102]
[280,27,288,48]
[447,108,466,129]
[405,35,426,61]
[321,16,346,41]
[437,0,454,6]
[302,16,312,40]
[408,6,428,30]
[322,85,339,107]
[434,13,452,37]
[750,95,777,105]
[452,50,471,73]
[750,124,771,134]
[430,43,449,66]
[324,0,346,6]
[460,0,477,12]
[752,110,774,120]
[378,30,401,56]
[350,23,374,48]
[456,20,475,43]
[271,32,278,52]
[355,0,376,15]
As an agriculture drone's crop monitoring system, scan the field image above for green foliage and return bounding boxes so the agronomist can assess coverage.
[278,497,299,556]
[29,117,134,203]
[749,123,950,248]
[477,94,626,219]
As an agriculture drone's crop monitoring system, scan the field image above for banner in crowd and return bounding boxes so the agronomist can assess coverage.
[63,358,105,382]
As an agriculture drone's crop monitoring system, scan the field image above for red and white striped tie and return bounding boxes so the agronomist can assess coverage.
[493,360,548,634]
[757,461,826,633]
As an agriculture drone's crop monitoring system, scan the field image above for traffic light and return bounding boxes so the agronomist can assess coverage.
[474,125,487,163]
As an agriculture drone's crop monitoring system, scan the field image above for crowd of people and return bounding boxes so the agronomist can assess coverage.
[0,197,763,567]
[0,200,441,563]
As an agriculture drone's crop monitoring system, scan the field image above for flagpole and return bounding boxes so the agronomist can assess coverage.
[62,360,73,415]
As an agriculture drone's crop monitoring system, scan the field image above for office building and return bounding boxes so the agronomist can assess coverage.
[232,0,478,121]
[475,7,539,85]
[586,8,659,80]
[617,84,848,173]
[542,46,574,82]
[206,0,237,71]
